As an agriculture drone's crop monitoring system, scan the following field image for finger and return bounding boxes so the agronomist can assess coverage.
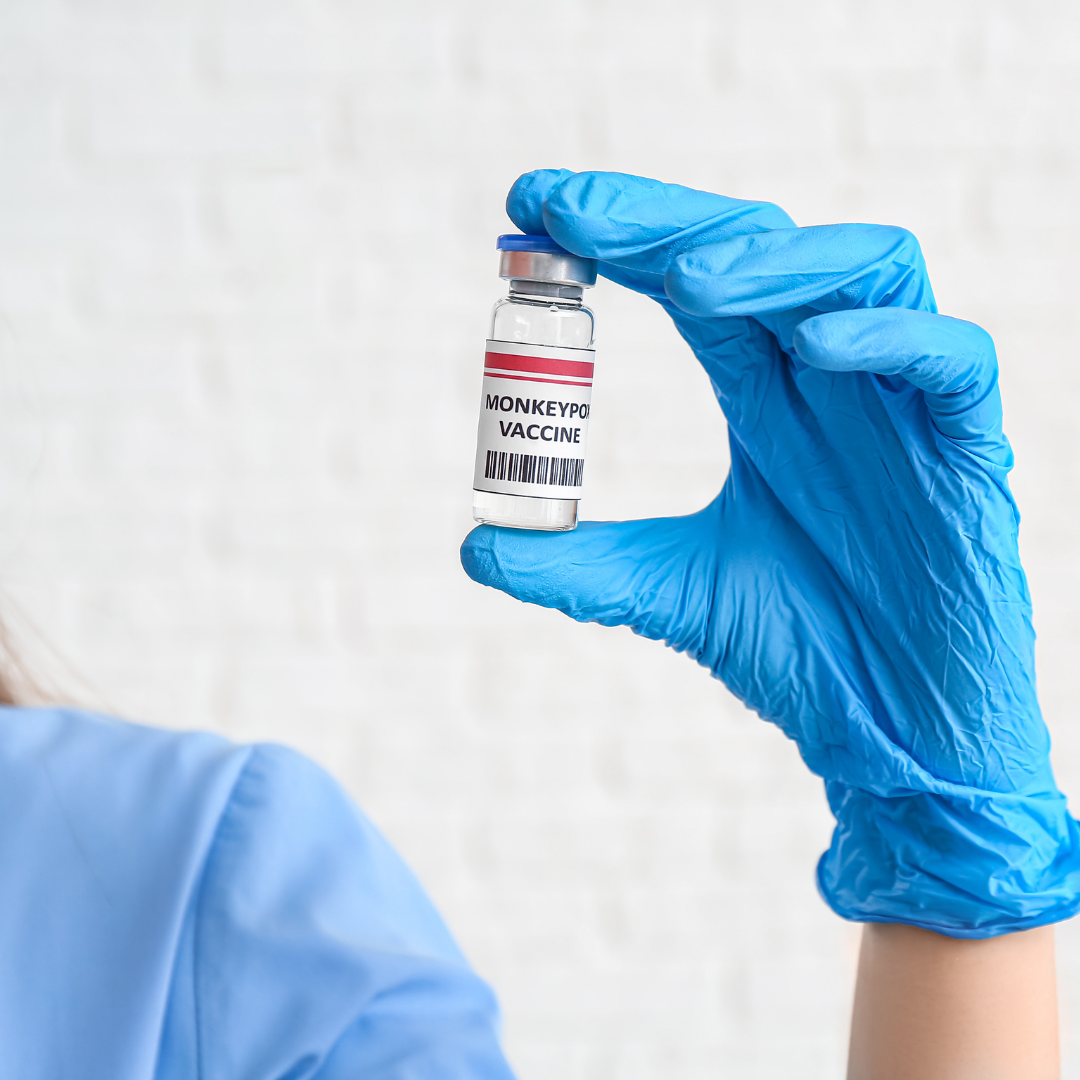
[793,308,1008,461]
[460,509,720,646]
[506,170,795,300]
[665,224,937,322]
[505,168,575,234]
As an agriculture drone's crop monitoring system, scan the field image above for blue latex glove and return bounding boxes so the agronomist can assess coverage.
[461,169,1080,938]
[0,706,514,1079]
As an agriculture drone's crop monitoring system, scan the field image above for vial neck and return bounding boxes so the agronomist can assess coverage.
[509,279,583,305]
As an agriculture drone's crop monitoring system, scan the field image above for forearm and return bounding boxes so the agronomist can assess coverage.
[847,923,1059,1080]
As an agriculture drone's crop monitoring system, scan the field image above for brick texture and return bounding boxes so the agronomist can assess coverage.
[0,1,1078,1076]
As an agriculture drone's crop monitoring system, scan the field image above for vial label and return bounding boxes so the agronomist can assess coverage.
[473,339,594,499]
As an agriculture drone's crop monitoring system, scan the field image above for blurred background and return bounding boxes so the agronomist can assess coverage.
[0,1,1078,1076]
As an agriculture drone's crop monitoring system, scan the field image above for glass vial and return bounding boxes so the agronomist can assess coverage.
[472,235,598,530]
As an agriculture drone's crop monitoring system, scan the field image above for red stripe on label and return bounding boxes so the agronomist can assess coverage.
[485,351,594,379]
[485,372,592,388]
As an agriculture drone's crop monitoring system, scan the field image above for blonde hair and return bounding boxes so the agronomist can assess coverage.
[0,603,68,707]
[0,621,25,704]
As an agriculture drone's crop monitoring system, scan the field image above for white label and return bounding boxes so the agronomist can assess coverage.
[472,339,595,499]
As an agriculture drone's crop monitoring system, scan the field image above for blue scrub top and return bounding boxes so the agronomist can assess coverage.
[0,706,516,1079]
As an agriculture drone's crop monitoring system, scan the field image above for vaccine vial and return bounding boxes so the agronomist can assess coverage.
[472,234,598,530]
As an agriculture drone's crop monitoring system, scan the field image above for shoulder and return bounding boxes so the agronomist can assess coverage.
[189,741,512,1077]
[0,708,249,1076]
[202,741,471,964]
[0,703,245,785]
[0,709,512,1079]
[0,705,251,863]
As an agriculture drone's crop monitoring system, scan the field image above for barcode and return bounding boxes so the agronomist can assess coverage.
[484,450,585,487]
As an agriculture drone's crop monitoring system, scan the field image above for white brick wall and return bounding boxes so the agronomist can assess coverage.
[0,2,1078,1076]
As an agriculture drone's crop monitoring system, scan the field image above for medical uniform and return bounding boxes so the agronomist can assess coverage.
[0,706,515,1079]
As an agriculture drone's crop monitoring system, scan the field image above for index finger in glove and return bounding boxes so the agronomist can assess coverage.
[794,308,1009,464]
[507,170,795,300]
[664,223,937,319]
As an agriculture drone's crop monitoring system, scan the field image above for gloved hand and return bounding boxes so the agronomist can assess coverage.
[461,169,1080,938]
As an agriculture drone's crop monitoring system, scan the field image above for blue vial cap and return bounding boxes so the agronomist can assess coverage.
[496,232,597,287]
[496,233,573,255]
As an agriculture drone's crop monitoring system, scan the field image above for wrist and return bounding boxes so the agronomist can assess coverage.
[847,923,1059,1080]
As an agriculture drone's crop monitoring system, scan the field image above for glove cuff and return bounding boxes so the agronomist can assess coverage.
[816,781,1080,938]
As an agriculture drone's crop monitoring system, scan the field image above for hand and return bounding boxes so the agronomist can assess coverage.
[462,170,1080,937]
